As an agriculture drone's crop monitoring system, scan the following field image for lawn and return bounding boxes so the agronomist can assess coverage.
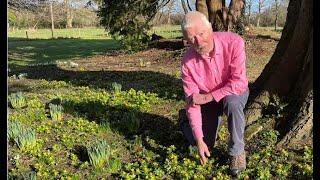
[8,26,312,179]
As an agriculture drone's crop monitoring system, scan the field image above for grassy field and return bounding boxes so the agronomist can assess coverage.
[8,26,183,40]
[8,26,182,67]
[8,26,312,179]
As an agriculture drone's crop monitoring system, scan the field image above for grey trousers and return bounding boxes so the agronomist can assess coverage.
[178,89,249,156]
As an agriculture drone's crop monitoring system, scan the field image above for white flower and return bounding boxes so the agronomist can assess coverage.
[69,61,79,68]
[13,154,20,160]
[18,73,28,79]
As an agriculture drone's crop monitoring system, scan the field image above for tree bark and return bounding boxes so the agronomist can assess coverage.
[196,0,244,31]
[245,0,313,147]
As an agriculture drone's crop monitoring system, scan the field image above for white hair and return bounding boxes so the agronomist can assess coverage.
[181,11,211,31]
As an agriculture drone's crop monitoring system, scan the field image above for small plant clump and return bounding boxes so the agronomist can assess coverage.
[111,82,122,93]
[49,103,64,121]
[7,121,22,141]
[8,121,37,152]
[9,92,27,109]
[86,139,111,169]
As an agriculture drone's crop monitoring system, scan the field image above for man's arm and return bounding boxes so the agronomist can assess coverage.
[210,38,248,102]
[181,64,203,141]
[181,64,211,165]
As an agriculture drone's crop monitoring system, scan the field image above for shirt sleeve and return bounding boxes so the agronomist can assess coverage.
[210,38,248,102]
[181,63,203,140]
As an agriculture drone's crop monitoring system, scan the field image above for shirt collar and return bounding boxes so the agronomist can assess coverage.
[198,32,221,59]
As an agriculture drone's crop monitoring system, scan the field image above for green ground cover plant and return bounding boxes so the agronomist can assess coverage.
[8,26,312,179]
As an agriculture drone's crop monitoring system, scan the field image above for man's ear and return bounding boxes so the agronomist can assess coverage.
[183,39,190,46]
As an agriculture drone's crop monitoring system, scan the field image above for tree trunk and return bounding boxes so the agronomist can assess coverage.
[196,0,244,31]
[274,0,279,31]
[245,0,313,148]
[166,0,175,24]
[247,0,252,25]
[50,2,54,38]
[65,0,73,28]
[228,0,245,30]
[181,0,189,14]
[257,1,262,27]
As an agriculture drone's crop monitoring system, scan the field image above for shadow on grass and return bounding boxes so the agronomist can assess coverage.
[9,65,184,100]
[61,98,186,151]
[8,37,120,67]
[148,39,185,51]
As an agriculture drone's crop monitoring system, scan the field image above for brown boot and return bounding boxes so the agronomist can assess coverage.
[230,151,246,175]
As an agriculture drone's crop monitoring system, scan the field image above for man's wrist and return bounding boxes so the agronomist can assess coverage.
[205,93,214,102]
[195,137,204,145]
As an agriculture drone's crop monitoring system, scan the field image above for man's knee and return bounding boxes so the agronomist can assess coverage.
[223,95,244,114]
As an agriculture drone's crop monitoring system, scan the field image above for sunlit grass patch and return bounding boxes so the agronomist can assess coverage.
[8,28,111,40]
[151,25,182,39]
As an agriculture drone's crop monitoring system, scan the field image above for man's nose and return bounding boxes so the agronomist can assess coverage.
[194,36,204,46]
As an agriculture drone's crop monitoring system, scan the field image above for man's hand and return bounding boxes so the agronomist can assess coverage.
[196,138,211,165]
[191,93,214,105]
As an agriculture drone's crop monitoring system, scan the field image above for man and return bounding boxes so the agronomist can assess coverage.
[179,11,249,175]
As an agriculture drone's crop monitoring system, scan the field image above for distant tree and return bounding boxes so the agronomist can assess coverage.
[98,0,170,51]
[166,0,175,24]
[250,0,288,27]
[274,0,279,30]
[246,0,253,25]
[8,9,17,27]
[64,0,73,28]
[8,0,44,10]
[256,0,266,27]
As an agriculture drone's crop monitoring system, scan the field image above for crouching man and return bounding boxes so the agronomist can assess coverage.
[179,11,249,175]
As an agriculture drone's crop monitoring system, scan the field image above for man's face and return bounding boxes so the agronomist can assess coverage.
[184,20,214,55]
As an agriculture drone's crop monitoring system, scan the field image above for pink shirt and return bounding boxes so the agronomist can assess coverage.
[181,32,248,140]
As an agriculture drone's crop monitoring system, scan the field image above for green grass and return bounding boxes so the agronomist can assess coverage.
[8,27,109,39]
[8,26,183,40]
[8,28,121,67]
[151,25,182,39]
[8,38,120,67]
[8,26,183,67]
